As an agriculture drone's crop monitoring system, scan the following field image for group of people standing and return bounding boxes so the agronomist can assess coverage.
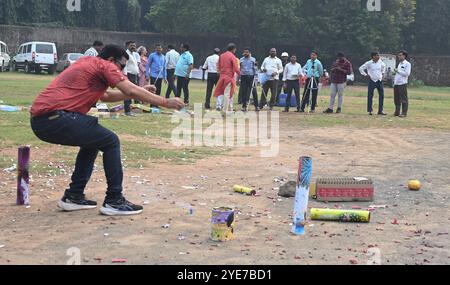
[84,41,194,116]
[203,45,412,117]
[84,40,412,117]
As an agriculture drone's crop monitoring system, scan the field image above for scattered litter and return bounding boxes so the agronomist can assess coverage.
[112,259,127,263]
[0,245,5,249]
[143,201,150,205]
[104,233,110,237]
[25,206,31,209]
[3,165,17,173]
[369,205,388,209]
[350,259,358,265]
[391,219,399,225]
[162,224,170,229]
[182,186,198,190]
[177,234,186,241]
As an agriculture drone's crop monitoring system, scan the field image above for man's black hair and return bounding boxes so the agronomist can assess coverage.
[99,45,129,61]
[168,44,175,49]
[399,50,408,58]
[227,43,236,51]
[243,47,251,52]
[337,52,345,58]
[181,43,190,51]
[155,43,162,47]
[311,50,319,56]
[93,41,103,47]
[125,41,135,47]
[371,52,380,58]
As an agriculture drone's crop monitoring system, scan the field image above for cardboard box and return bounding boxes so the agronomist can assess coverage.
[316,177,374,202]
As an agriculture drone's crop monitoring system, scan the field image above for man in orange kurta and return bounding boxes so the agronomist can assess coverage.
[214,43,240,112]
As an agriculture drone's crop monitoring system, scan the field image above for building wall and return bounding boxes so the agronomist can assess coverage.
[0,24,239,67]
[0,25,449,86]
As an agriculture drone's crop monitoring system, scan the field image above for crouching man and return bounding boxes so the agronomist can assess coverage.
[30,45,185,216]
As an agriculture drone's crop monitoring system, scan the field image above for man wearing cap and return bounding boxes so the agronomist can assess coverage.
[277,52,290,101]
[203,48,221,110]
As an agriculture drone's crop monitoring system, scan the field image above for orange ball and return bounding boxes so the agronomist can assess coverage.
[408,180,422,191]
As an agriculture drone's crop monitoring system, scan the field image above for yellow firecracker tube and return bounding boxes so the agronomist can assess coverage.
[310,208,371,223]
[233,185,256,196]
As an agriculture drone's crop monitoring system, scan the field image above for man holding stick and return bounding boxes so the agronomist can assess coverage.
[30,45,185,216]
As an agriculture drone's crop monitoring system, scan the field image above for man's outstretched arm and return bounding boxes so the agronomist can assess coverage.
[101,81,185,110]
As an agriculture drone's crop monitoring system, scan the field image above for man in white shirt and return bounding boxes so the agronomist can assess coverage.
[359,52,387,116]
[165,44,180,98]
[202,48,220,109]
[260,48,284,110]
[393,50,412,117]
[282,55,304,112]
[84,41,104,57]
[123,41,140,116]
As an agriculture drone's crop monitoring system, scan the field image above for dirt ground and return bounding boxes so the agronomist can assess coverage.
[0,125,449,265]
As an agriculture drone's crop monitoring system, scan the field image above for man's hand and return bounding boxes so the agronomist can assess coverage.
[165,98,185,110]
[272,72,277,77]
[143,85,157,93]
[164,79,168,84]
[283,83,287,89]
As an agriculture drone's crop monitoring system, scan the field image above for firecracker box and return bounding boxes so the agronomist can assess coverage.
[316,177,374,202]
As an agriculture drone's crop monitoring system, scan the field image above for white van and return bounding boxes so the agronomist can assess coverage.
[11,42,58,74]
[0,41,11,72]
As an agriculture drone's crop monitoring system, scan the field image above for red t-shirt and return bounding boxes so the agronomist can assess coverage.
[30,57,127,117]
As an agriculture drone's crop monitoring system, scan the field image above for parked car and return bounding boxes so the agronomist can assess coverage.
[56,53,83,73]
[11,42,58,74]
[0,41,11,72]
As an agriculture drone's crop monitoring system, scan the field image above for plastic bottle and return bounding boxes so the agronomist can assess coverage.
[0,105,21,112]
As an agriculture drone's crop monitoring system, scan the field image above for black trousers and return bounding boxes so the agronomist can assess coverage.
[260,80,278,109]
[240,75,259,108]
[301,77,319,111]
[285,80,301,111]
[394,84,408,115]
[176,76,190,104]
[151,77,163,108]
[205,73,219,109]
[165,69,177,98]
[31,111,123,200]
[125,73,139,113]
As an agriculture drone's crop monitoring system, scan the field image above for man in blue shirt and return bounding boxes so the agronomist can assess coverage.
[175,43,194,105]
[146,44,166,105]
[238,48,259,111]
[300,51,324,113]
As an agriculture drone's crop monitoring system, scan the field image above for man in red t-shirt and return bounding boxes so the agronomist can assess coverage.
[30,45,184,216]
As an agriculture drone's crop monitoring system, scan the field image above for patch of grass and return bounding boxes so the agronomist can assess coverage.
[1,72,449,174]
